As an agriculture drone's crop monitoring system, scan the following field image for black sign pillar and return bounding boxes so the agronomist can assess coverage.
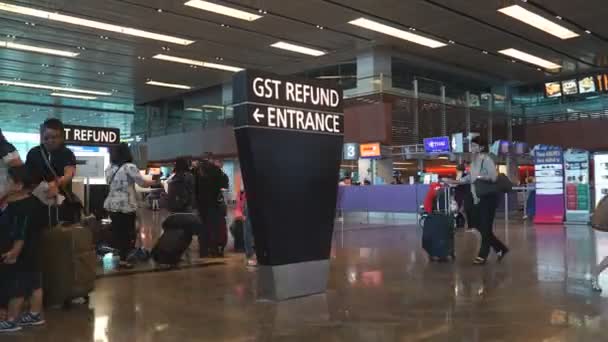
[233,70,344,300]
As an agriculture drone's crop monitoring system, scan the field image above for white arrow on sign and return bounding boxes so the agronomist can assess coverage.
[253,108,265,123]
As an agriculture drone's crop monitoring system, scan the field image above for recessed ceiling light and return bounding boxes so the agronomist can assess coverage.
[152,54,244,72]
[0,79,112,95]
[348,17,446,48]
[184,0,262,21]
[498,48,561,70]
[498,5,579,39]
[51,92,97,100]
[145,80,191,90]
[270,41,326,56]
[0,40,79,57]
[0,1,195,45]
[585,30,592,34]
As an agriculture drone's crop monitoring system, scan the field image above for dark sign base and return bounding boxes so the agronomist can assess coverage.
[257,260,330,301]
[235,128,343,267]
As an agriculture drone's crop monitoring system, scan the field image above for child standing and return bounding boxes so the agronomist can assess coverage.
[0,166,44,332]
[0,166,29,332]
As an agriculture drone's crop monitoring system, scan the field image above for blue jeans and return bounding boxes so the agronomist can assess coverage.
[243,204,255,258]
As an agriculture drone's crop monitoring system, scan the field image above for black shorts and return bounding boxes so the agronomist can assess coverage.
[0,265,17,308]
[14,271,42,298]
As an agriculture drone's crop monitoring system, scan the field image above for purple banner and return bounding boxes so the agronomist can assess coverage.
[337,185,429,213]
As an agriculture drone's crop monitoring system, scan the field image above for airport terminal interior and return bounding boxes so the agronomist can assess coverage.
[3,0,608,341]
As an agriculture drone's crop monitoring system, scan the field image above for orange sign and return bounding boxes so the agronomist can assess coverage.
[360,143,381,158]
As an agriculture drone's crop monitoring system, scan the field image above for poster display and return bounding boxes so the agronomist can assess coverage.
[594,153,608,207]
[534,145,564,224]
[564,149,590,224]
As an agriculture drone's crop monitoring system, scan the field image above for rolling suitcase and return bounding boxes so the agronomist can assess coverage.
[40,207,97,308]
[152,229,193,265]
[422,185,455,262]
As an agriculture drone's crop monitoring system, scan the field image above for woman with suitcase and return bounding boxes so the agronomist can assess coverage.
[446,137,509,265]
[104,143,156,269]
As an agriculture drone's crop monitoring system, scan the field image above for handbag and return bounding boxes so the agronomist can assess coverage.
[473,157,498,197]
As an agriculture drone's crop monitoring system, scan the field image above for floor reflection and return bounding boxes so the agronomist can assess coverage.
[9,219,608,341]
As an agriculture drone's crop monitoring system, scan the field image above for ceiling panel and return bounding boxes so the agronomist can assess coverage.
[0,0,607,136]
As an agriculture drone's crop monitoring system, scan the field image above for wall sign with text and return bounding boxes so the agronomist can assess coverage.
[360,143,381,159]
[343,143,359,160]
[233,70,344,136]
[64,125,120,146]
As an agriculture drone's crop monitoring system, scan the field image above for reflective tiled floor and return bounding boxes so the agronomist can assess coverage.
[8,216,608,341]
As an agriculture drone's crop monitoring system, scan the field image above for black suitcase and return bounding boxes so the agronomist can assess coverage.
[152,229,192,265]
[422,186,455,261]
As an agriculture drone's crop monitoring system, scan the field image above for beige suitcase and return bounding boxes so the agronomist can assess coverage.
[39,216,96,308]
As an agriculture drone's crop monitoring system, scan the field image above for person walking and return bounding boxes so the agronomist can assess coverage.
[104,143,156,269]
[447,137,508,265]
[467,137,508,265]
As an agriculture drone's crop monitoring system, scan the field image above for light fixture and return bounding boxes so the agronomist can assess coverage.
[0,2,195,45]
[270,41,326,56]
[185,107,203,112]
[51,92,97,100]
[145,80,191,90]
[184,0,261,21]
[348,17,446,48]
[498,48,561,70]
[0,79,112,95]
[152,54,243,72]
[0,40,79,57]
[498,5,579,39]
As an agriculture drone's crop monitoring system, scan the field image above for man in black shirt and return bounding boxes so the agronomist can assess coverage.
[26,119,77,224]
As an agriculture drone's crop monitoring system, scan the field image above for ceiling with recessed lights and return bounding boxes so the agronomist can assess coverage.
[0,0,606,134]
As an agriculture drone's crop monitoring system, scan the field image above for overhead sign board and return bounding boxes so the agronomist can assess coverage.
[360,143,381,158]
[424,136,450,154]
[234,71,343,136]
[64,124,120,146]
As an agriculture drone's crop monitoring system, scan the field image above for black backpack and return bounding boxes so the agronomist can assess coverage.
[168,173,191,212]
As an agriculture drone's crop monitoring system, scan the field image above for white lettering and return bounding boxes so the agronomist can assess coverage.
[304,113,315,130]
[333,115,340,133]
[269,79,281,100]
[296,111,305,129]
[315,113,325,132]
[74,129,81,141]
[267,107,276,127]
[252,77,282,99]
[277,108,287,128]
[285,82,295,102]
[252,77,264,98]
[109,132,117,143]
[330,90,340,108]
[64,128,72,140]
[294,83,303,103]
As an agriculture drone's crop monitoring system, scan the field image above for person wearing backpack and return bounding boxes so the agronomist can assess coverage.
[167,158,195,214]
